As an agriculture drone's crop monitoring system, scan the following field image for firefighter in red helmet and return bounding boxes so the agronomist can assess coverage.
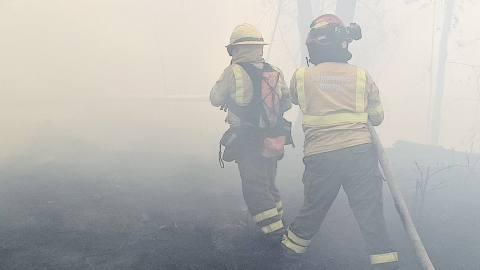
[210,23,292,250]
[281,14,399,270]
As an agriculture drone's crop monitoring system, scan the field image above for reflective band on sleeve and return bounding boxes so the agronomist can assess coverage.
[276,201,283,209]
[253,207,279,223]
[287,229,311,247]
[282,235,307,253]
[370,252,399,265]
[260,220,284,234]
[232,64,244,104]
[303,113,368,126]
[296,67,307,114]
[367,104,384,115]
[356,67,366,113]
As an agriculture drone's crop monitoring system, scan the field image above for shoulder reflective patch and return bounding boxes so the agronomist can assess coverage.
[356,67,366,113]
[370,252,399,265]
[296,67,307,114]
[232,64,244,104]
[252,207,279,223]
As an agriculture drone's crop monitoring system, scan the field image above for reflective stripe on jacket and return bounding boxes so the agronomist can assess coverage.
[290,62,384,156]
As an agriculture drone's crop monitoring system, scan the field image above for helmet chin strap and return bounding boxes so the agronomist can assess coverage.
[307,42,352,65]
[227,45,234,56]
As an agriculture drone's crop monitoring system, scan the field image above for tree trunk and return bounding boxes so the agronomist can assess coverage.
[335,0,357,24]
[266,0,282,61]
[293,0,313,146]
[296,0,313,66]
[429,0,456,146]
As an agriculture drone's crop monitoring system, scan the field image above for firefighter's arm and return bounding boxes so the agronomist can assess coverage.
[289,70,299,105]
[210,68,235,107]
[278,71,292,113]
[365,72,384,126]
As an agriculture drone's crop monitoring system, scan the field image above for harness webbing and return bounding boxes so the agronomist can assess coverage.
[227,62,279,128]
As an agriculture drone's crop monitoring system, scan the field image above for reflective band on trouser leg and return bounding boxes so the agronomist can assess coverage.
[286,228,310,246]
[260,220,284,234]
[367,104,384,115]
[276,201,283,218]
[276,201,283,209]
[370,252,399,265]
[295,67,307,114]
[252,207,279,223]
[356,67,366,113]
[282,229,311,254]
[302,113,368,126]
[232,64,244,104]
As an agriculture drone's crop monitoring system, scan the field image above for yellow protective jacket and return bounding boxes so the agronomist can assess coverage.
[290,62,384,156]
[210,46,292,126]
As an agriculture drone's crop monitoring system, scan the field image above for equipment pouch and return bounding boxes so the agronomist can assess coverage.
[262,136,286,160]
[219,127,242,163]
[259,118,294,160]
[281,118,294,146]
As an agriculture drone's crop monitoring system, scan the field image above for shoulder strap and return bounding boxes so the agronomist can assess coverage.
[226,63,265,126]
[239,62,281,128]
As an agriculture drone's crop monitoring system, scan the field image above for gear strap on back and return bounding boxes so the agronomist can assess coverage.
[225,62,275,126]
[218,62,293,167]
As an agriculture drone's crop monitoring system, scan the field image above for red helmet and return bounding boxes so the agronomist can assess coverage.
[306,14,348,46]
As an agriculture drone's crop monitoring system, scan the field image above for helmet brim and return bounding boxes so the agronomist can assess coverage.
[225,41,269,47]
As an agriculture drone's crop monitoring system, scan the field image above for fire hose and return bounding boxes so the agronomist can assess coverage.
[367,122,435,270]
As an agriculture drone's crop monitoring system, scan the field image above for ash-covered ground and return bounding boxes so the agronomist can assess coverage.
[0,103,479,269]
[1,139,479,270]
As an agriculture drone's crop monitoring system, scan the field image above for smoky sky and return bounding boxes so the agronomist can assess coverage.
[1,0,480,159]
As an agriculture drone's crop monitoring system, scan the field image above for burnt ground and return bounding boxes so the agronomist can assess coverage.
[0,139,479,270]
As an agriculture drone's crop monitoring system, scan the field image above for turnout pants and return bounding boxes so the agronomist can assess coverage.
[282,143,399,269]
[237,153,285,243]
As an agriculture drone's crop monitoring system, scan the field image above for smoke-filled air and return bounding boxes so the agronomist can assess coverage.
[0,1,479,269]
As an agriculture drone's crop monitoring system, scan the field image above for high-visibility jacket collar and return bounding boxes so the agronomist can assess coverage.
[231,45,265,66]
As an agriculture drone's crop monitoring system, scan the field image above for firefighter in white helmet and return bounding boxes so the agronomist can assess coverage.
[281,14,400,270]
[210,23,292,249]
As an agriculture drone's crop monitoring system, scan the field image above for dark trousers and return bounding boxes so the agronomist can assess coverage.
[237,153,285,242]
[285,143,396,261]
